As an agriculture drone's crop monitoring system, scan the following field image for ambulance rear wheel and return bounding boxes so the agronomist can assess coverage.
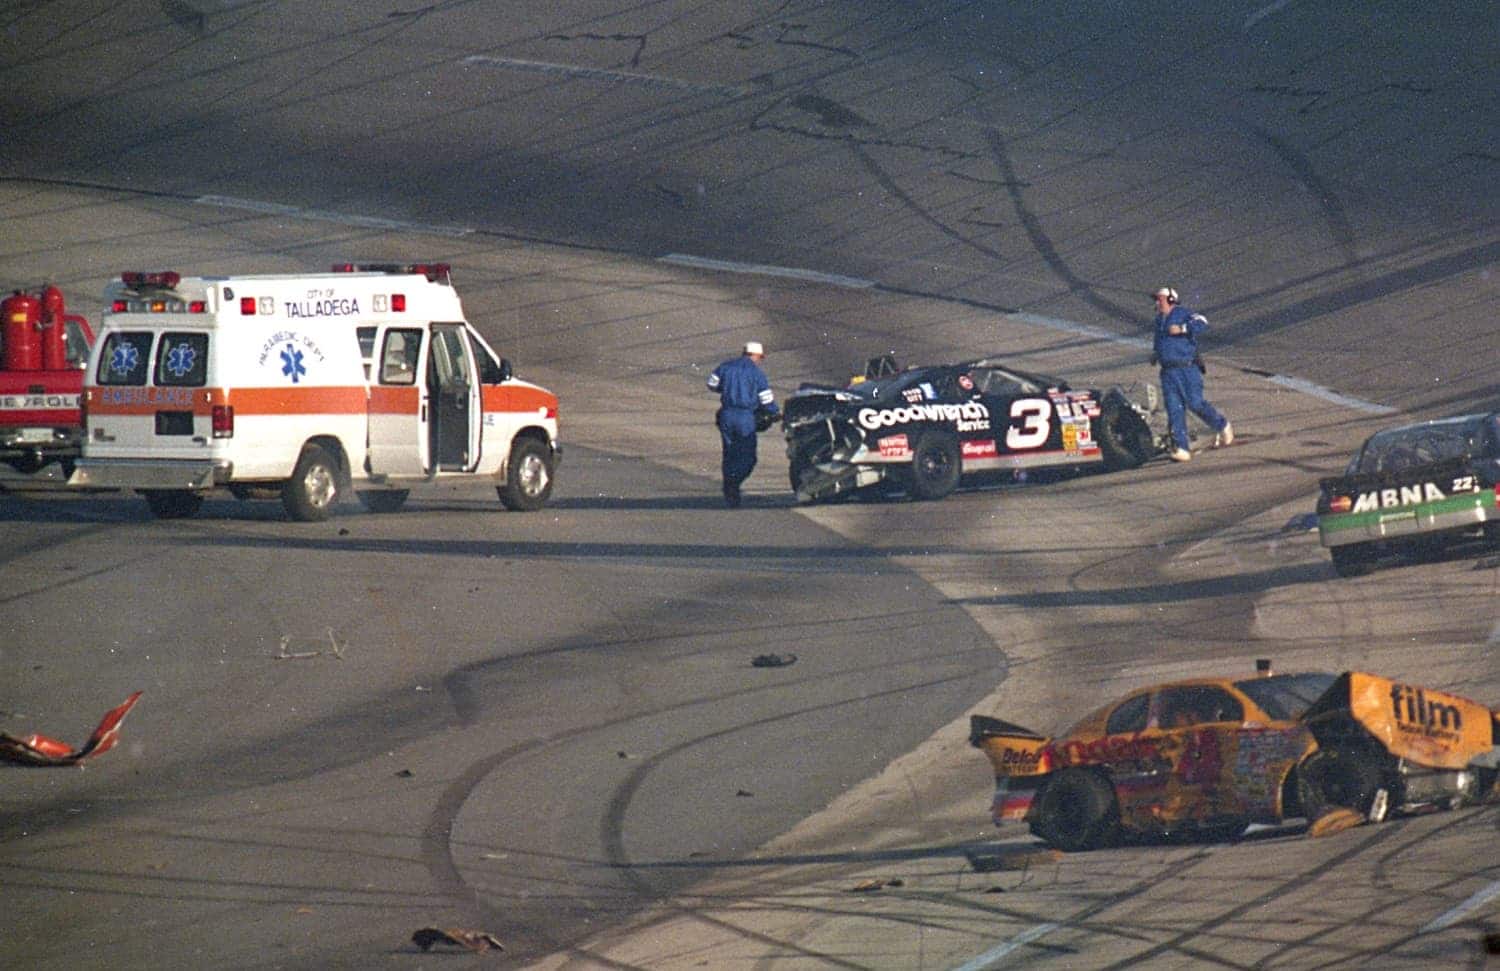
[498,438,553,511]
[141,489,203,519]
[283,444,340,522]
[357,489,409,514]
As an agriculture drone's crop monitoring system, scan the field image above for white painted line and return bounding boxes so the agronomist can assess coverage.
[950,921,1061,971]
[1264,373,1396,416]
[1244,0,1298,31]
[462,55,749,98]
[1419,879,1500,933]
[194,195,474,237]
[659,253,876,289]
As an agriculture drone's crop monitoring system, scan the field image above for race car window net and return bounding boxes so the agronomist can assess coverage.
[1235,673,1337,721]
[1157,687,1244,728]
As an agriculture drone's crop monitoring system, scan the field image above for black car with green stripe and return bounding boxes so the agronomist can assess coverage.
[1317,413,1500,576]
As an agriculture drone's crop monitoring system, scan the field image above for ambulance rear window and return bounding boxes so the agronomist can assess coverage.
[97,332,154,386]
[155,333,208,387]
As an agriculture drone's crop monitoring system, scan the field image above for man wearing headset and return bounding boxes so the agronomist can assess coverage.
[1150,286,1232,462]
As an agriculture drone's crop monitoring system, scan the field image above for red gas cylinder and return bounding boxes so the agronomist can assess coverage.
[1,290,42,371]
[39,284,67,370]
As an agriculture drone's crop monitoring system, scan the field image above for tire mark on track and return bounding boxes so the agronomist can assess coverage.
[982,128,1138,327]
[1094,823,1406,968]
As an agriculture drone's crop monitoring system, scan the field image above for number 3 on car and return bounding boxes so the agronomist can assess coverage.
[1005,398,1051,450]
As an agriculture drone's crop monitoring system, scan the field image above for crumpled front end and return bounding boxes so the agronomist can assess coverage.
[783,391,887,501]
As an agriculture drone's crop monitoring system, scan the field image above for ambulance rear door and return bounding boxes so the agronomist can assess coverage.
[366,326,428,476]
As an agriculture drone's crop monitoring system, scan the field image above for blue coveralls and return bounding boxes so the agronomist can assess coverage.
[706,355,777,505]
[1153,305,1228,453]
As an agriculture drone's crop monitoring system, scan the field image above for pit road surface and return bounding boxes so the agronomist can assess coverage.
[2,3,1498,969]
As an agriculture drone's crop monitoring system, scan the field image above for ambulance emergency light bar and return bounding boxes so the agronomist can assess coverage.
[112,271,205,314]
[331,262,452,283]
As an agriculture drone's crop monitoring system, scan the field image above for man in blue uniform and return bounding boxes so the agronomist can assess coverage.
[1151,286,1232,462]
[707,341,778,507]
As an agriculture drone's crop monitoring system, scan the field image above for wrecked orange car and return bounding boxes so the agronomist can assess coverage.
[969,667,1500,851]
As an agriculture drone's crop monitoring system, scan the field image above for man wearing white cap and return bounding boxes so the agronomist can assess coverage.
[706,341,778,507]
[1150,286,1231,462]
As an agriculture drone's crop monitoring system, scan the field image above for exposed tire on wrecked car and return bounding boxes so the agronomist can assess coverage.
[1297,746,1390,822]
[1098,397,1156,470]
[1030,768,1120,851]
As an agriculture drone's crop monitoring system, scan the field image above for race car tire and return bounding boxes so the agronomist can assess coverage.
[1330,543,1375,578]
[1098,400,1155,470]
[282,443,340,522]
[907,431,961,501]
[1297,747,1390,822]
[1029,769,1120,852]
[498,437,553,511]
[789,457,809,494]
[141,488,204,520]
[356,489,409,514]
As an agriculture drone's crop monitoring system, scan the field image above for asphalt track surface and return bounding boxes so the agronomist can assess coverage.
[1,3,1498,969]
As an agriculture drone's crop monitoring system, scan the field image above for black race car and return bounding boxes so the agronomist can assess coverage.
[1317,412,1500,577]
[783,355,1159,502]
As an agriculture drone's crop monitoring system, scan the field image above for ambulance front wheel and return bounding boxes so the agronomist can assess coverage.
[283,443,340,522]
[141,489,204,519]
[498,438,553,511]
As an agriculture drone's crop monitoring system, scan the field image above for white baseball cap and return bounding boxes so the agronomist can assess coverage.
[744,341,765,356]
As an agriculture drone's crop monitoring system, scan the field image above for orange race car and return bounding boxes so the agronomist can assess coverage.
[969,665,1500,851]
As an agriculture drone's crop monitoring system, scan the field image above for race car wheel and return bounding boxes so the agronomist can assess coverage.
[1330,543,1375,578]
[498,437,553,511]
[1098,400,1155,470]
[1029,769,1120,852]
[1297,747,1390,822]
[282,443,340,522]
[356,489,409,514]
[789,457,810,494]
[908,431,961,501]
[141,489,204,520]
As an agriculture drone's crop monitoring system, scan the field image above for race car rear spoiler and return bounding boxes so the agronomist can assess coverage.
[969,714,1052,777]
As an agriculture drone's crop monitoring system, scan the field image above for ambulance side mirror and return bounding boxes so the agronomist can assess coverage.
[499,357,513,382]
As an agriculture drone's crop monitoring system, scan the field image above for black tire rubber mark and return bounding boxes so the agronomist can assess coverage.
[1244,122,1359,267]
[595,676,984,971]
[982,127,1138,326]
[1093,822,1405,968]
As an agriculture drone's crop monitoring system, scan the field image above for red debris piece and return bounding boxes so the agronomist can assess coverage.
[0,692,142,767]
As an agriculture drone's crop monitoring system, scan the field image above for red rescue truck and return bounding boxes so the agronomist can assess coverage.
[68,264,560,520]
[0,285,95,479]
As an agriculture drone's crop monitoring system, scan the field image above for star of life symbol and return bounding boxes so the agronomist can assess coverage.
[109,343,140,375]
[280,343,306,383]
[165,342,197,378]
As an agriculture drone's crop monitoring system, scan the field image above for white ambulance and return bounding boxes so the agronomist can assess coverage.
[69,263,560,521]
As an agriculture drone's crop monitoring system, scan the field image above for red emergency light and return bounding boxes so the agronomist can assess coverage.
[332,262,451,283]
[1328,495,1352,514]
[241,296,257,316]
[391,294,406,312]
[121,271,181,290]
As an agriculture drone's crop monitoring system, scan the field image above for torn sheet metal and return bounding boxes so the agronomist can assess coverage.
[0,691,142,766]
